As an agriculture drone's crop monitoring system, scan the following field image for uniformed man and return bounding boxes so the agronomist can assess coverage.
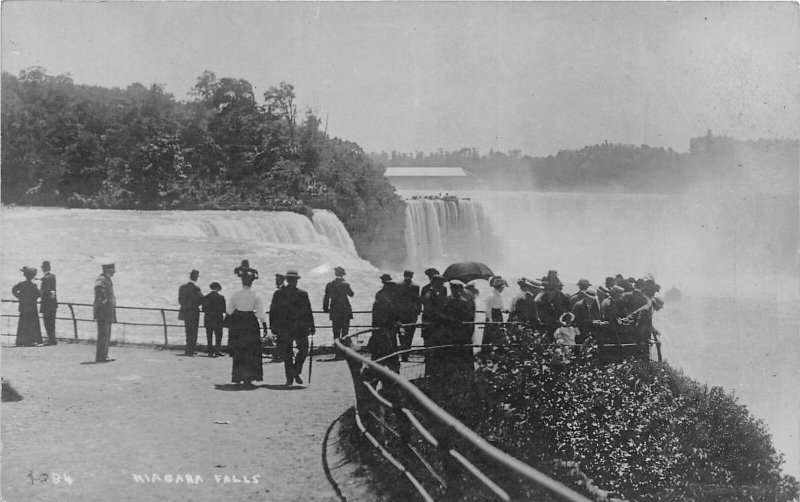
[270,270,315,386]
[40,260,58,346]
[178,269,203,356]
[323,266,354,358]
[94,262,117,362]
[396,270,421,361]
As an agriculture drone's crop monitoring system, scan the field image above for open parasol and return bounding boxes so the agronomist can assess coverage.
[442,261,495,283]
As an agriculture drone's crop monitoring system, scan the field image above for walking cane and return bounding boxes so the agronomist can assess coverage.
[307,330,314,385]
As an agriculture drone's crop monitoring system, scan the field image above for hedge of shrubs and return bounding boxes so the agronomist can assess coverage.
[449,343,800,501]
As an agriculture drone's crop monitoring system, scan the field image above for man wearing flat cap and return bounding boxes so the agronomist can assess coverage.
[178,269,203,356]
[94,262,117,362]
[323,266,354,356]
[270,270,315,386]
[396,271,421,361]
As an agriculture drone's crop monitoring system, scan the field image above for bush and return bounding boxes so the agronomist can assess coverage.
[429,342,800,501]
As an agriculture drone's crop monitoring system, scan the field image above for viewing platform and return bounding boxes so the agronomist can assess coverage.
[1,342,373,502]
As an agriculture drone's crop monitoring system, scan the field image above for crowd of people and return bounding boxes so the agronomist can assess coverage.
[10,259,664,387]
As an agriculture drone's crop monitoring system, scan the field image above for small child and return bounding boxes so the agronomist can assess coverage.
[554,312,579,346]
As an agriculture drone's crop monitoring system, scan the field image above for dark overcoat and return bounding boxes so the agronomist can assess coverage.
[323,278,354,320]
[40,272,58,316]
[269,285,315,337]
[178,281,203,322]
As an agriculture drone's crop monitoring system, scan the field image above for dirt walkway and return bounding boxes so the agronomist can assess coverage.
[1,342,359,502]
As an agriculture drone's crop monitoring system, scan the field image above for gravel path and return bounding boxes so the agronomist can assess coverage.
[1,342,360,502]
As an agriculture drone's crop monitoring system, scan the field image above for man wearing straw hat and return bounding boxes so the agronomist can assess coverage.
[93,260,117,362]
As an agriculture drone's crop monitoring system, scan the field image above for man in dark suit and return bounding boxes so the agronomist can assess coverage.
[369,273,401,372]
[570,288,601,344]
[270,270,315,386]
[322,266,354,358]
[40,260,58,346]
[94,262,116,362]
[570,279,592,308]
[202,282,226,357]
[178,269,203,356]
[396,270,421,361]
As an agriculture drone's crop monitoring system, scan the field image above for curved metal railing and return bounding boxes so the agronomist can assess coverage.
[334,326,597,502]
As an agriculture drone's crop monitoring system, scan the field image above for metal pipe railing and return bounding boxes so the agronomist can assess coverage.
[334,328,594,502]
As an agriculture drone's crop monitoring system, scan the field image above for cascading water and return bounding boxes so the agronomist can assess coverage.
[401,189,798,478]
[403,198,500,271]
[312,210,359,255]
[0,207,372,313]
[145,210,357,254]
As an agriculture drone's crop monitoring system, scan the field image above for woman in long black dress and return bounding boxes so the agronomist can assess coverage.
[226,269,265,386]
[12,266,43,346]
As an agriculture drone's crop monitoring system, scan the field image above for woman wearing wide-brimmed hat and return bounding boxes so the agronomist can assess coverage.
[226,268,266,387]
[12,266,43,347]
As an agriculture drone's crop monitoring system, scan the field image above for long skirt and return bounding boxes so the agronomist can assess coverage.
[16,311,42,346]
[228,311,263,383]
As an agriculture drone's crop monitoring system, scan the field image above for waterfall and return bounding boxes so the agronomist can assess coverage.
[403,198,499,270]
[144,210,357,255]
[312,210,358,255]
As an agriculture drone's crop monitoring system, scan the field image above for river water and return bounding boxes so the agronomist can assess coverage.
[1,190,797,477]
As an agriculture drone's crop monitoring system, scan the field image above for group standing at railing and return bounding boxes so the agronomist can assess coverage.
[9,257,664,385]
[363,267,665,378]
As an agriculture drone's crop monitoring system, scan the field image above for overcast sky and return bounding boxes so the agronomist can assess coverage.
[2,1,799,156]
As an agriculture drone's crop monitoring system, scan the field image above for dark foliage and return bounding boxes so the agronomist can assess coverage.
[1,68,405,262]
[447,342,800,501]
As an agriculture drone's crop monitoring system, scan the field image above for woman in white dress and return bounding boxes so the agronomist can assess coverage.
[226,269,266,387]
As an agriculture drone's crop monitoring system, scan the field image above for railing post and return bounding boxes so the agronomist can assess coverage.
[160,309,168,347]
[68,303,78,340]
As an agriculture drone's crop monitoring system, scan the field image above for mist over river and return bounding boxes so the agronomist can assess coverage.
[2,188,798,476]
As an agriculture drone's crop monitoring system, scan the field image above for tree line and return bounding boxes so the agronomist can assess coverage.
[1,67,406,265]
[372,133,799,194]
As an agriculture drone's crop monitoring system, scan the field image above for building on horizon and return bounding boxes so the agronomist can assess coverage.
[384,167,475,191]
